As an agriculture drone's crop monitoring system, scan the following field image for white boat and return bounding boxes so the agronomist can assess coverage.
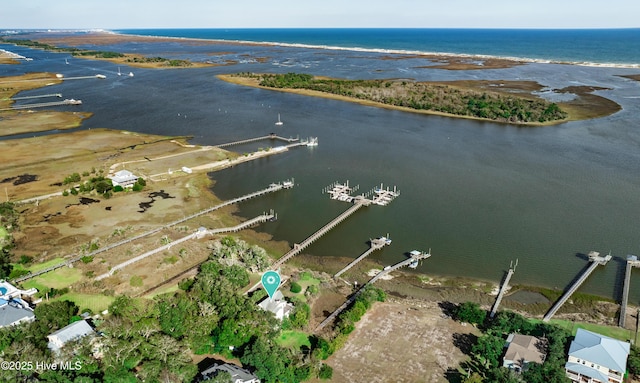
[95,74,106,79]
[306,137,318,147]
[128,72,134,77]
[117,67,122,76]
[408,259,419,269]
[275,114,283,126]
[65,58,69,64]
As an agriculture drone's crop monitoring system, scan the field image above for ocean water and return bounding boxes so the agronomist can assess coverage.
[3,29,640,303]
[116,28,640,67]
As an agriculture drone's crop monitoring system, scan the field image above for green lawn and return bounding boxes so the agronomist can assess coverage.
[531,318,633,342]
[277,331,311,349]
[52,293,115,314]
[21,266,82,290]
[0,226,7,239]
[26,257,66,273]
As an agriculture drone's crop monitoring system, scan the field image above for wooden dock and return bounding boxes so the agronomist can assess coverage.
[316,250,431,332]
[334,236,391,278]
[96,212,275,281]
[619,255,640,328]
[271,202,366,270]
[13,182,291,283]
[215,134,299,148]
[490,259,517,318]
[543,251,612,322]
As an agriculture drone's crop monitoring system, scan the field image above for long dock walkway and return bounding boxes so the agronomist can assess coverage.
[334,236,391,278]
[95,213,274,281]
[490,260,517,318]
[543,251,612,322]
[13,182,290,283]
[0,99,82,111]
[316,250,431,332]
[271,202,366,270]
[216,134,299,148]
[619,255,640,328]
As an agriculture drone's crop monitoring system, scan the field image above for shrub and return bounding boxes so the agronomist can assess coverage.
[290,281,302,293]
[318,364,333,380]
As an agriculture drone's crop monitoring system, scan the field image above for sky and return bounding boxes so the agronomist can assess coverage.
[2,0,639,30]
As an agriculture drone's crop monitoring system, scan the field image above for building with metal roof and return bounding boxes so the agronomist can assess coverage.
[565,328,630,383]
[47,319,96,354]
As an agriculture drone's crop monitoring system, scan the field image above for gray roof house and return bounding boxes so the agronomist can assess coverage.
[0,298,35,327]
[565,328,630,383]
[201,363,260,383]
[502,333,547,372]
[47,319,96,354]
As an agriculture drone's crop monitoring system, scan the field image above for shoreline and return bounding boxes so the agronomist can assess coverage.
[217,73,620,125]
[21,30,640,70]
[87,30,640,69]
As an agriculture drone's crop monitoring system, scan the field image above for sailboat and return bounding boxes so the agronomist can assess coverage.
[65,58,69,65]
[117,67,122,76]
[128,71,134,77]
[275,114,283,126]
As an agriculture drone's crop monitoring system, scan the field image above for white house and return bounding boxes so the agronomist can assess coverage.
[109,170,139,188]
[201,363,260,383]
[565,328,630,383]
[0,281,37,328]
[258,290,293,320]
[47,319,96,354]
[502,334,547,372]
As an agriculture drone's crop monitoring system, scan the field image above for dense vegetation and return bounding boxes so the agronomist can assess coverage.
[238,72,568,124]
[124,56,192,67]
[0,202,18,279]
[455,303,574,383]
[0,237,348,382]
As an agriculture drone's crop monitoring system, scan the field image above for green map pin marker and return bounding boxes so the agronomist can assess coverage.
[261,270,281,300]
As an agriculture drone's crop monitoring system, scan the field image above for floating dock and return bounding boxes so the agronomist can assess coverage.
[316,249,431,332]
[490,259,517,318]
[334,236,391,278]
[619,254,640,328]
[543,251,612,322]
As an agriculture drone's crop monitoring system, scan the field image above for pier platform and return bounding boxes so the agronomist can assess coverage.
[334,236,391,278]
[543,251,612,322]
[316,249,431,332]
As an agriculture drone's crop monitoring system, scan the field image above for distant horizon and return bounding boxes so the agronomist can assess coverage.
[4,0,639,30]
[4,27,640,31]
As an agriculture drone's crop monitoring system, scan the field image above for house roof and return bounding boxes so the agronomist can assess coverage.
[568,328,630,372]
[202,363,259,382]
[47,319,95,351]
[565,362,609,382]
[503,334,546,365]
[110,170,138,183]
[258,291,293,319]
[0,300,34,327]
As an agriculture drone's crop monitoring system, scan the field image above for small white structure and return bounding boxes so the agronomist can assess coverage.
[565,328,629,383]
[47,319,96,354]
[109,170,139,188]
[258,290,293,320]
[181,166,192,174]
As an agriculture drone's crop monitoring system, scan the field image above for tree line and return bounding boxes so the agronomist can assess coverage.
[242,72,568,124]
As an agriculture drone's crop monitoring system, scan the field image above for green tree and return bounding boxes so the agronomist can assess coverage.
[456,301,486,325]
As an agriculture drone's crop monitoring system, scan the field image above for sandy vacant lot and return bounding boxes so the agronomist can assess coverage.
[308,299,478,383]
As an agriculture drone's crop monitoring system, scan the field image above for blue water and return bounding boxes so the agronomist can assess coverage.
[116,28,640,66]
[3,30,640,303]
